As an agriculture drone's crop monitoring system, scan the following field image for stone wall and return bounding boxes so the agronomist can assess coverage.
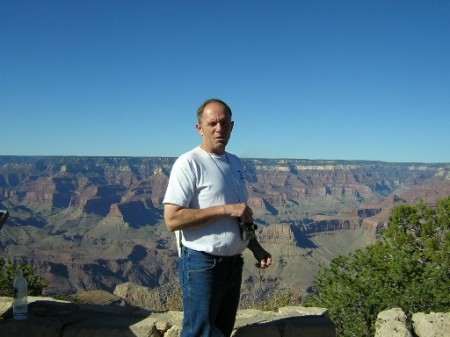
[0,296,449,337]
[0,296,334,337]
[375,307,450,337]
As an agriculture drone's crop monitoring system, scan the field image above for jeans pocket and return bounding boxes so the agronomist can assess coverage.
[187,251,217,274]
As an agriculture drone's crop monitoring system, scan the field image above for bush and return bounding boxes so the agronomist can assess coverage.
[0,259,48,296]
[305,196,450,337]
[259,287,301,311]
[165,282,183,311]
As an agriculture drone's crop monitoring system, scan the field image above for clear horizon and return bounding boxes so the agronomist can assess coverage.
[1,1,449,163]
[1,154,449,165]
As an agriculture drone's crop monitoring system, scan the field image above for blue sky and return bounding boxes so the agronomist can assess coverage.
[1,1,449,163]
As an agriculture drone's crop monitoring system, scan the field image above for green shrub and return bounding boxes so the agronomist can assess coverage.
[260,287,301,311]
[305,196,450,337]
[0,259,48,296]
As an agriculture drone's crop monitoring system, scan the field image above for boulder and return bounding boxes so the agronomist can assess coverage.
[375,308,412,337]
[412,312,450,337]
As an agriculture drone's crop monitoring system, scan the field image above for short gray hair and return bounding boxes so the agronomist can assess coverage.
[196,98,232,123]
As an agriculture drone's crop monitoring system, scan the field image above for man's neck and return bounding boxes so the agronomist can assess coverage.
[200,143,225,155]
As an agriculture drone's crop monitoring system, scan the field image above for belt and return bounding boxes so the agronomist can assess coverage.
[204,252,242,262]
[183,246,242,261]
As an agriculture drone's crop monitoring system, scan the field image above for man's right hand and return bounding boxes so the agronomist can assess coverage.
[228,203,253,224]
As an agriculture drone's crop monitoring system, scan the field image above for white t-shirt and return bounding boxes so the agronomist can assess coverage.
[163,146,249,256]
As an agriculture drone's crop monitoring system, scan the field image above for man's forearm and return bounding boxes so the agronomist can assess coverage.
[164,204,227,231]
[247,238,262,252]
[165,202,251,232]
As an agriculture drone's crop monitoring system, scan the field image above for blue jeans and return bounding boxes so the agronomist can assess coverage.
[179,246,244,337]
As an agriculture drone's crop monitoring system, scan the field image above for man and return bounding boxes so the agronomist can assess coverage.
[163,98,272,337]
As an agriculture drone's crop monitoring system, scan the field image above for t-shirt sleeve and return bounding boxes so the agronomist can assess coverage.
[163,156,195,208]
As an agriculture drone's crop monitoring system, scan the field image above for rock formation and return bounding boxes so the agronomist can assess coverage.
[1,156,450,298]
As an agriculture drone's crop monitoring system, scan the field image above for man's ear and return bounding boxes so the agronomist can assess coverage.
[196,124,203,136]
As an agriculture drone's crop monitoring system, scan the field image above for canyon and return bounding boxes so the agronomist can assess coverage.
[1,156,450,300]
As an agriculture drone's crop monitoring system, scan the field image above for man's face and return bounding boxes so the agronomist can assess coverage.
[196,102,234,155]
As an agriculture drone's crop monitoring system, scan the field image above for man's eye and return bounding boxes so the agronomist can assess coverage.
[208,121,230,127]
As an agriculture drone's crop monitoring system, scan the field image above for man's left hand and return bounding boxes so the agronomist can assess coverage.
[248,238,272,269]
